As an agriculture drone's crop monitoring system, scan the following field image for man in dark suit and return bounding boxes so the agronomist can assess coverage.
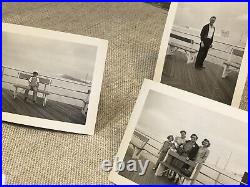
[195,16,216,69]
[183,134,199,161]
[180,134,199,177]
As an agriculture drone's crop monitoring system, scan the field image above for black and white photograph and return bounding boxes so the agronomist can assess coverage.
[2,23,108,135]
[154,2,248,106]
[109,80,248,185]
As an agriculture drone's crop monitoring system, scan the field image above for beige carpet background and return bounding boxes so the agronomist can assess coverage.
[2,3,248,184]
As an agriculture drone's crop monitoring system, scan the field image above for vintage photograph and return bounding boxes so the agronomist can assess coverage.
[2,23,108,135]
[109,80,248,185]
[154,2,248,106]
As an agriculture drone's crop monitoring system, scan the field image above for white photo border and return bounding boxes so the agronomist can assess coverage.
[153,2,248,108]
[2,23,108,135]
[108,79,248,184]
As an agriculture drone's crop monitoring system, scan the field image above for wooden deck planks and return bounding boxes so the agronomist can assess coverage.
[119,146,174,184]
[161,51,239,105]
[2,88,86,125]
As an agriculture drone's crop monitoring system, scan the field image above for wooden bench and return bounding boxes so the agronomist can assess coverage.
[13,72,52,106]
[222,48,244,78]
[130,130,149,159]
[81,89,91,116]
[167,33,198,64]
[155,149,198,184]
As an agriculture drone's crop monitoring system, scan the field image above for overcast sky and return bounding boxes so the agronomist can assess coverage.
[3,31,97,81]
[174,3,248,43]
[137,90,247,175]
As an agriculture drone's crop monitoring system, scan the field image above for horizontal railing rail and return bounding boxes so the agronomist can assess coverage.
[2,66,91,88]
[48,91,87,105]
[135,130,246,185]
[50,84,89,95]
[172,28,245,50]
[171,28,245,65]
[201,164,247,185]
[199,171,224,185]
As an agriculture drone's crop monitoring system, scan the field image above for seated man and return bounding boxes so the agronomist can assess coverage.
[24,71,40,103]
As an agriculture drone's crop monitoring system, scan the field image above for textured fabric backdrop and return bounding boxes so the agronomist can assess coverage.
[2,3,248,184]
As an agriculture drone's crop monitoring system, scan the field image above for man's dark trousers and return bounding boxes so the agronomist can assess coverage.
[195,38,212,68]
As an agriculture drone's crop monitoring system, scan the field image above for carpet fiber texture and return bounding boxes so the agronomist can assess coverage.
[2,3,248,184]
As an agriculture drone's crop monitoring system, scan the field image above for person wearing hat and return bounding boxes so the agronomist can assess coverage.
[24,71,40,103]
[153,135,175,170]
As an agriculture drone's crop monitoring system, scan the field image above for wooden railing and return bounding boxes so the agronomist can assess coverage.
[196,164,247,185]
[171,28,245,50]
[2,66,91,105]
[134,130,246,185]
[171,27,245,65]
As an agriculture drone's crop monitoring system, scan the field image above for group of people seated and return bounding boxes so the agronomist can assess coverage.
[153,130,210,183]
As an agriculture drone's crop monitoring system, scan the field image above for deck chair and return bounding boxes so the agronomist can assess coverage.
[130,131,149,160]
[222,48,244,78]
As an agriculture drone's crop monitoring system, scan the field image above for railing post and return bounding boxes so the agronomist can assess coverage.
[215,172,221,184]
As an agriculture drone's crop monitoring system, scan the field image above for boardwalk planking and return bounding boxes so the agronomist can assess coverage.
[161,51,239,105]
[119,146,174,184]
[2,88,86,125]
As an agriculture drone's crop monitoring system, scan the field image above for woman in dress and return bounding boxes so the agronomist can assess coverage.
[153,135,174,170]
[191,139,210,183]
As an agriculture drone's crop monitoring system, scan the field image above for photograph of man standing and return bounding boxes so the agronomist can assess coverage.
[161,3,247,105]
[195,16,216,69]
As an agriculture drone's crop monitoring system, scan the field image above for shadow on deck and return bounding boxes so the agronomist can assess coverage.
[2,88,86,125]
[119,146,174,184]
[161,51,239,105]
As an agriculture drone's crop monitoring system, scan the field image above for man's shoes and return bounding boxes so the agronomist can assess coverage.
[33,100,37,104]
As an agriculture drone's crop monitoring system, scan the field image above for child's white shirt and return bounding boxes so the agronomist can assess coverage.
[29,76,40,87]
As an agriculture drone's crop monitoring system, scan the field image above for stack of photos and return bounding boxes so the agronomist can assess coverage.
[2,2,248,185]
[2,23,108,135]
[109,2,248,185]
